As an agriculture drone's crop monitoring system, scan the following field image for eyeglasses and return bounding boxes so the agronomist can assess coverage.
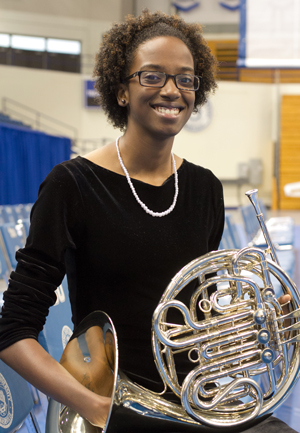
[123,71,201,91]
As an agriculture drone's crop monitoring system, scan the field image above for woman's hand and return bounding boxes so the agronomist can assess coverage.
[278,293,291,315]
[85,395,112,428]
[278,293,292,339]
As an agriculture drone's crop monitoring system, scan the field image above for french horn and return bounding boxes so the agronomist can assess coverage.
[46,189,300,432]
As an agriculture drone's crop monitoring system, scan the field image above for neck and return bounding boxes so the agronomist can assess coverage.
[117,131,176,185]
[116,135,179,217]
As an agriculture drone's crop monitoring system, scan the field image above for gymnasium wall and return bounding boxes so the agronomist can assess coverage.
[0,8,113,76]
[2,63,300,207]
[1,6,300,207]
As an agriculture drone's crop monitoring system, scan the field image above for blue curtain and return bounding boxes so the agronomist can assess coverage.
[0,123,71,205]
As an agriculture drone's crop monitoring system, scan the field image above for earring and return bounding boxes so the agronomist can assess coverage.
[121,99,126,105]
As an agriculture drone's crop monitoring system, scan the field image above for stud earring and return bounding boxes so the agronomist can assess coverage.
[121,99,126,105]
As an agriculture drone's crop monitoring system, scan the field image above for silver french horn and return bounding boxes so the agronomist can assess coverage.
[46,189,300,432]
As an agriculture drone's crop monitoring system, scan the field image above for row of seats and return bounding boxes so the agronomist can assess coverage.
[0,205,41,432]
[218,205,300,431]
[0,203,33,225]
[0,204,33,288]
[240,199,294,249]
[220,203,296,290]
[0,204,73,433]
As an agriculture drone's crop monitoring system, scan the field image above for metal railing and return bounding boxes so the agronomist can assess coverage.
[73,138,113,155]
[2,97,78,140]
[0,97,114,157]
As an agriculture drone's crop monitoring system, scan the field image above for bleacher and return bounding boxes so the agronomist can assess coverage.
[234,200,295,279]
[219,203,300,430]
[0,203,73,433]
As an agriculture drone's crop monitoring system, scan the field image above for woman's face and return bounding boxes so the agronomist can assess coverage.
[122,36,196,140]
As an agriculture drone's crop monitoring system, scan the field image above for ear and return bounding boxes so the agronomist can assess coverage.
[116,84,129,107]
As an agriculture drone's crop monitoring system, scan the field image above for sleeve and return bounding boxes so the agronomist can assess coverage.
[0,162,84,351]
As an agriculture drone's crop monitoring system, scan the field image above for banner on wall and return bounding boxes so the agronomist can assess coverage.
[172,1,200,12]
[238,0,300,68]
[84,80,100,109]
[219,1,240,11]
[184,100,212,132]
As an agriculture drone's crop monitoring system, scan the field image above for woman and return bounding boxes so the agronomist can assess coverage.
[0,10,295,432]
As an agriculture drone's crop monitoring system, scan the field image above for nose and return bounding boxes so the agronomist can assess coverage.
[160,76,181,98]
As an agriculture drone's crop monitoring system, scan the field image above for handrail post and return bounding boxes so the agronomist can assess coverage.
[36,112,40,130]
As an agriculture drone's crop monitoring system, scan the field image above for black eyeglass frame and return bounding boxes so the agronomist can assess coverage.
[122,71,201,91]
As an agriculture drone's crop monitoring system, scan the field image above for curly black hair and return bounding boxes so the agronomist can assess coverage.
[93,9,218,131]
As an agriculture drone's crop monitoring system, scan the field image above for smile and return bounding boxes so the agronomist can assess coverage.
[153,106,181,116]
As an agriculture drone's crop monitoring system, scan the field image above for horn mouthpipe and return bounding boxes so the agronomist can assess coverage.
[245,189,280,265]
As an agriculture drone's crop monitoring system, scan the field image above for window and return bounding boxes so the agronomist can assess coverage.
[0,33,81,73]
[11,35,46,51]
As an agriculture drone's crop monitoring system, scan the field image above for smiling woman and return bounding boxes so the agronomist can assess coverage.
[0,8,297,433]
[115,36,196,146]
[94,11,217,131]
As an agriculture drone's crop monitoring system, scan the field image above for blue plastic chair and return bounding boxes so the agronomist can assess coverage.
[0,208,7,226]
[240,201,294,248]
[239,202,296,279]
[0,206,16,224]
[0,246,9,312]
[0,360,41,433]
[0,204,32,224]
[225,214,242,249]
[10,204,24,223]
[22,219,31,237]
[38,277,73,363]
[0,222,27,270]
[0,246,9,282]
[219,215,236,250]
[20,204,33,221]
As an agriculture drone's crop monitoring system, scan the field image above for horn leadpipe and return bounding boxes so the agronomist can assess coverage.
[245,189,280,265]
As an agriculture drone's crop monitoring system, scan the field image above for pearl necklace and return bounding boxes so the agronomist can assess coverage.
[115,136,179,217]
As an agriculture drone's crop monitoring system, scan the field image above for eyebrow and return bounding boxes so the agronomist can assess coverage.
[140,64,194,73]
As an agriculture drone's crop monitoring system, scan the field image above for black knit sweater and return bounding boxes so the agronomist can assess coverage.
[0,156,224,385]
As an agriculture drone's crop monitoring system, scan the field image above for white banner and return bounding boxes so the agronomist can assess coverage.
[238,0,300,68]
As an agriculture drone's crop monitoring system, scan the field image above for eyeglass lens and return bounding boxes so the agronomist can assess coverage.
[139,71,199,90]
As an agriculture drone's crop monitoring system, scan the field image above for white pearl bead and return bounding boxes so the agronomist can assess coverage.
[116,135,179,217]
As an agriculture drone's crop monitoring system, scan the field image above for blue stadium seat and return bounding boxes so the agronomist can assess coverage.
[0,208,7,225]
[0,246,9,311]
[0,222,26,269]
[0,204,33,225]
[224,214,242,249]
[0,360,41,433]
[20,204,33,220]
[0,246,9,283]
[0,206,15,224]
[219,216,236,250]
[22,219,31,237]
[10,204,24,222]
[240,201,294,248]
[38,277,73,363]
[224,208,295,281]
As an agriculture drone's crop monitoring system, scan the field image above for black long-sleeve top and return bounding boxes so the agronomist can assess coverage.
[0,156,224,385]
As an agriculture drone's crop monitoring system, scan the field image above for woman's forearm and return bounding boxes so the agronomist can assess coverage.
[0,339,111,427]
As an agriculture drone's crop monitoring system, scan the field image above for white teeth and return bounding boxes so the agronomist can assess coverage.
[155,106,180,115]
